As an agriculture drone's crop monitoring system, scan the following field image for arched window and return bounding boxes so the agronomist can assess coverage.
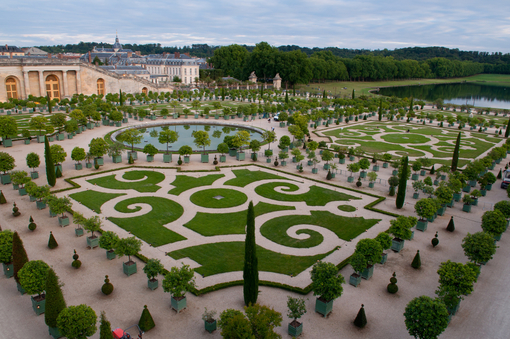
[45,75,60,100]
[142,87,148,95]
[97,79,105,95]
[5,78,18,99]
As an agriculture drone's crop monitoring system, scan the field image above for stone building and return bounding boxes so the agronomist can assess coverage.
[0,45,24,57]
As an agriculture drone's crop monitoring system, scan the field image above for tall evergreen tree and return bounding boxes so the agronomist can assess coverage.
[99,311,114,339]
[285,92,289,104]
[409,97,414,115]
[119,90,124,106]
[323,90,326,99]
[451,132,461,172]
[12,231,28,285]
[47,94,52,114]
[396,156,408,209]
[45,136,56,187]
[378,99,383,121]
[45,268,67,330]
[505,118,510,138]
[352,89,355,99]
[243,201,258,306]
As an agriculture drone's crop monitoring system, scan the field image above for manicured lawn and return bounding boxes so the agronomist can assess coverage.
[255,182,357,206]
[184,202,295,236]
[338,205,356,212]
[169,242,335,276]
[334,140,426,157]
[260,211,380,248]
[69,190,125,214]
[380,133,431,144]
[224,169,292,187]
[168,174,224,195]
[88,170,165,193]
[189,188,248,208]
[108,196,185,246]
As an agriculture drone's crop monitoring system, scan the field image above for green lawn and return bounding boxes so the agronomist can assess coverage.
[169,242,335,277]
[260,211,380,248]
[69,190,125,214]
[334,140,426,157]
[380,133,431,144]
[255,182,357,206]
[168,174,224,195]
[184,202,295,236]
[88,170,165,193]
[224,169,293,187]
[338,205,357,212]
[189,188,248,208]
[108,196,185,246]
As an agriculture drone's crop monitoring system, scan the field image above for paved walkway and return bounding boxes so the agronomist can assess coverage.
[0,112,509,338]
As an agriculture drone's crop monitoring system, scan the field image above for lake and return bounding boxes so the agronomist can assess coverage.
[376,83,510,109]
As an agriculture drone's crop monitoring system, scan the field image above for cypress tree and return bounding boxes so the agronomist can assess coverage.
[45,136,56,187]
[12,231,29,285]
[505,118,510,138]
[243,201,258,306]
[430,165,435,174]
[497,169,502,179]
[409,97,414,115]
[119,90,124,106]
[48,231,58,249]
[446,216,455,232]
[47,94,52,114]
[396,156,408,209]
[411,250,421,269]
[353,304,367,328]
[352,89,355,99]
[45,268,67,329]
[99,311,114,339]
[326,169,332,180]
[138,305,155,332]
[378,99,383,121]
[451,132,461,172]
[323,90,326,99]
[285,92,289,104]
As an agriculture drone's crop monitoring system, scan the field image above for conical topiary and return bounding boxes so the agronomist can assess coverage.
[0,190,6,204]
[101,275,114,295]
[72,250,81,269]
[45,267,67,329]
[353,304,367,328]
[55,166,62,178]
[99,311,114,339]
[48,231,58,249]
[387,272,398,294]
[128,155,134,164]
[411,250,421,269]
[12,202,20,217]
[12,231,29,285]
[430,165,435,174]
[497,169,502,179]
[28,216,37,231]
[326,169,332,180]
[389,185,395,196]
[446,216,455,232]
[138,305,156,332]
[431,231,439,247]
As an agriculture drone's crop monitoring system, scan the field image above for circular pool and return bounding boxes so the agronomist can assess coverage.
[112,121,265,152]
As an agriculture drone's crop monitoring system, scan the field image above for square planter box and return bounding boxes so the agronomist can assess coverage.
[228,148,237,157]
[29,195,36,202]
[95,157,104,166]
[392,170,398,176]
[205,320,217,334]
[24,139,31,144]
[315,298,334,317]
[58,216,70,227]
[347,177,354,183]
[17,282,26,295]
[47,137,54,142]
[349,155,355,161]
[57,133,65,141]
[266,158,272,163]
[112,155,122,163]
[171,296,187,313]
[48,326,62,339]
[36,201,47,210]
[339,158,345,164]
[413,192,419,199]
[75,228,84,237]
[31,295,46,316]
[148,278,159,291]
[37,135,45,143]
[373,165,379,172]
[462,185,471,193]
[361,264,374,280]
[411,173,419,181]
[323,164,330,170]
[74,163,83,170]
[3,139,12,147]
[383,163,389,168]
[416,219,428,231]
[146,155,154,162]
[463,204,471,212]
[220,155,226,163]
[288,322,303,337]
[86,163,93,168]
[87,236,99,249]
[380,252,388,264]
[201,154,209,163]
[3,262,13,278]
[281,160,287,166]
[123,261,137,276]
[115,122,122,127]
[128,151,138,160]
[420,169,427,176]
[106,250,116,260]
[1,174,11,184]
[391,238,405,252]
[19,188,27,196]
[437,206,446,216]
[163,154,172,163]
[312,168,318,174]
[368,182,375,188]
[360,171,367,178]
[184,156,190,163]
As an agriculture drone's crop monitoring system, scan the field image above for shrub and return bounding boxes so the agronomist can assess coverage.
[0,229,14,264]
[404,296,449,339]
[12,231,28,284]
[387,272,398,294]
[446,216,455,232]
[411,250,421,269]
[143,258,164,281]
[45,268,67,328]
[18,260,50,296]
[28,216,37,231]
[48,231,58,249]
[98,231,119,251]
[138,305,155,332]
[353,304,367,328]
[99,311,113,339]
[431,231,439,247]
[462,232,497,265]
[0,191,6,204]
[310,261,345,302]
[12,202,20,217]
[72,250,81,269]
[57,304,97,339]
[101,275,114,295]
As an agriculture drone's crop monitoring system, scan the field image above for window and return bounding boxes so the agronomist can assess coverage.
[97,79,105,95]
[142,87,148,95]
[184,69,187,75]
[5,78,17,99]
[45,75,60,100]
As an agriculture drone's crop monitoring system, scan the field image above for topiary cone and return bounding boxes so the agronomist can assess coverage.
[353,304,367,328]
[48,231,58,249]
[12,232,29,285]
[55,166,62,178]
[101,275,114,295]
[497,169,502,179]
[0,190,6,204]
[411,250,421,269]
[326,169,332,180]
[389,186,395,196]
[138,305,155,332]
[431,232,439,247]
[430,165,435,174]
[446,216,455,232]
[99,311,114,339]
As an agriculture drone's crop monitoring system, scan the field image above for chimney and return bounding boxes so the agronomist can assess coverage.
[127,51,132,58]
[5,44,8,50]
[88,51,91,63]
[58,53,62,59]
[48,53,51,58]
[135,51,141,56]
[27,52,31,56]
[175,52,180,59]
[184,52,190,57]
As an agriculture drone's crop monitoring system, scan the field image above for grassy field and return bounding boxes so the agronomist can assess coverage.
[169,242,335,277]
[189,188,248,208]
[69,190,125,213]
[224,169,294,187]
[168,174,224,195]
[88,170,165,193]
[254,182,358,205]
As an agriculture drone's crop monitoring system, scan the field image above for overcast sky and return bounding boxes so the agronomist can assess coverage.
[2,0,509,53]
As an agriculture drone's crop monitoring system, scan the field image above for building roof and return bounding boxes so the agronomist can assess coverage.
[0,45,23,53]
[22,47,48,55]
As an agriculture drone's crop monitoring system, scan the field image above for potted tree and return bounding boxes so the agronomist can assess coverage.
[158,129,178,163]
[115,236,142,276]
[49,144,67,176]
[143,258,164,291]
[11,170,31,196]
[349,252,366,287]
[88,137,108,167]
[217,142,229,163]
[56,305,97,339]
[404,296,449,339]
[483,172,497,191]
[358,158,370,178]
[107,142,125,164]
[388,216,417,252]
[355,239,382,280]
[99,231,119,260]
[117,128,143,160]
[249,140,261,161]
[18,260,50,315]
[73,212,85,237]
[162,263,196,313]
[0,229,14,278]
[45,268,67,339]
[367,171,377,188]
[26,152,40,179]
[321,150,334,170]
[83,216,102,249]
[143,144,159,162]
[33,185,51,210]
[411,160,421,180]
[178,145,193,164]
[494,200,510,228]
[310,261,345,317]
[194,130,211,163]
[48,196,72,226]
[375,232,392,264]
[347,163,360,183]
[382,153,392,168]
[470,189,482,206]
[202,307,217,333]
[412,180,425,199]
[462,232,497,270]
[434,183,453,216]
[71,147,86,170]
[287,296,307,337]
[0,116,18,147]
[0,151,15,184]
[414,198,436,231]
[481,209,507,241]
[462,194,473,212]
